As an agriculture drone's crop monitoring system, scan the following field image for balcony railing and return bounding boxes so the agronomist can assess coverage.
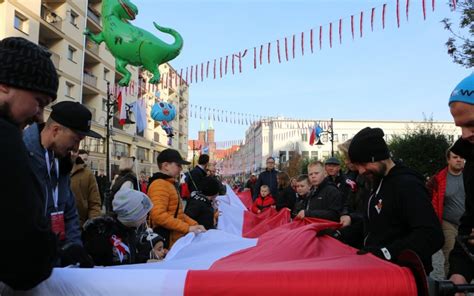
[83,72,98,88]
[87,7,101,25]
[85,38,99,56]
[49,51,60,69]
[40,5,62,30]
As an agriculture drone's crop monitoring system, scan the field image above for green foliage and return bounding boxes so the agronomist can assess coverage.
[442,0,474,68]
[388,121,451,178]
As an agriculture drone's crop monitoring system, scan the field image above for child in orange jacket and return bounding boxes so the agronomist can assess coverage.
[251,185,276,214]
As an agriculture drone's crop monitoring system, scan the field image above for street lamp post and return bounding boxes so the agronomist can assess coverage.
[316,117,335,157]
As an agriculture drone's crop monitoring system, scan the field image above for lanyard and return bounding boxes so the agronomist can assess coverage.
[367,178,383,220]
[44,150,59,209]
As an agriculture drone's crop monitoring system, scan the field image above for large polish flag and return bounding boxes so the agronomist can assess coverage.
[27,186,417,296]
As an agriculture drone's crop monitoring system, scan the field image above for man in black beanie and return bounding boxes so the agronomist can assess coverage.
[0,37,59,290]
[319,127,443,274]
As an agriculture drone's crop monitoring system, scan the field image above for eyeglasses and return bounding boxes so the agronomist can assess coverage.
[267,161,275,164]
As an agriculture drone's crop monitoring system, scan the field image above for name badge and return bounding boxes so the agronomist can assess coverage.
[51,211,65,241]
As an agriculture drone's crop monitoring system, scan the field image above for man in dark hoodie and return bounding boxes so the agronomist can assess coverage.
[253,157,279,201]
[0,37,58,290]
[320,127,444,274]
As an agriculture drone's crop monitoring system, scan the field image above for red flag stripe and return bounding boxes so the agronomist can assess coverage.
[277,40,281,63]
[329,23,332,48]
[382,4,387,29]
[371,8,375,31]
[338,19,342,44]
[351,15,354,39]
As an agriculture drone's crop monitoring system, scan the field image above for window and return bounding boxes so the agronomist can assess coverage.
[14,11,28,34]
[322,151,330,158]
[279,151,287,163]
[67,46,76,62]
[112,142,130,157]
[302,151,309,159]
[301,133,308,142]
[102,98,108,112]
[103,68,110,81]
[333,134,339,143]
[65,81,74,98]
[342,134,348,141]
[311,151,318,159]
[69,10,78,26]
[448,135,454,143]
[83,137,104,154]
[136,147,149,161]
[322,134,328,142]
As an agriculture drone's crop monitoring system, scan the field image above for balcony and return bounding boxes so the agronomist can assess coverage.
[85,38,99,56]
[50,51,60,69]
[40,5,62,31]
[87,7,101,26]
[83,72,98,88]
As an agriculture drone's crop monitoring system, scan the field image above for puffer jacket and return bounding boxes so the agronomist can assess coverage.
[147,172,197,248]
[71,163,102,227]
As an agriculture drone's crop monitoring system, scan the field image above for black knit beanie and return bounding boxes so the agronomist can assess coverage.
[201,176,221,196]
[348,127,390,163]
[0,37,58,99]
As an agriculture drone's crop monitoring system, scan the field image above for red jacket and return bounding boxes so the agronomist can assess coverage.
[427,167,447,222]
[251,194,276,214]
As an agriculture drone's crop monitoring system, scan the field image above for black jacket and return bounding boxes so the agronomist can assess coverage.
[343,163,444,273]
[276,185,297,211]
[0,118,57,290]
[185,192,215,230]
[253,169,278,200]
[293,179,342,222]
[449,138,474,281]
[186,165,207,193]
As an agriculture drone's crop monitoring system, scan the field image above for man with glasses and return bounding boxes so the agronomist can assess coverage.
[0,37,59,290]
[253,157,279,201]
[24,101,101,268]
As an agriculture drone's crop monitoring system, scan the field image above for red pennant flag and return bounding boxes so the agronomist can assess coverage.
[351,15,355,39]
[338,19,342,44]
[319,26,322,49]
[310,29,314,53]
[360,11,364,38]
[201,63,204,82]
[259,45,263,65]
[371,8,375,31]
[267,42,271,64]
[382,4,387,29]
[213,59,216,79]
[422,0,426,19]
[329,23,332,48]
[284,37,289,61]
[190,65,193,83]
[219,57,223,78]
[185,67,188,83]
[406,0,410,21]
[206,61,210,78]
[301,32,304,56]
[292,34,295,59]
[253,47,257,69]
[225,55,228,75]
[232,54,235,74]
[180,69,183,86]
[239,51,244,73]
[432,0,435,11]
[396,0,400,28]
[452,0,456,10]
[195,64,198,83]
[175,71,178,86]
[277,40,281,63]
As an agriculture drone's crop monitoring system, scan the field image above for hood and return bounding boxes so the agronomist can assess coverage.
[71,163,86,176]
[148,172,174,184]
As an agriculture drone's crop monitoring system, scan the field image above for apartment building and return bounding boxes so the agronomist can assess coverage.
[0,0,189,177]
[218,118,460,176]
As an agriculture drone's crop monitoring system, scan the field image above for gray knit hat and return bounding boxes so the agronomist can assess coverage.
[0,37,58,99]
[113,188,153,224]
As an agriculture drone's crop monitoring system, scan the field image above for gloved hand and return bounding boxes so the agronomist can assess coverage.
[316,228,342,240]
[357,246,389,261]
[60,243,94,268]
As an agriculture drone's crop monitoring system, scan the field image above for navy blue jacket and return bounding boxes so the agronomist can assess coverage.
[253,169,278,200]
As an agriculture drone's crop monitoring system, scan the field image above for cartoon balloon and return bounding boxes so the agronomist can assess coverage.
[151,102,176,145]
[84,0,183,86]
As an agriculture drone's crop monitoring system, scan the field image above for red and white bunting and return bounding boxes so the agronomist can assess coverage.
[319,26,323,49]
[301,32,304,56]
[329,22,333,48]
[284,37,289,61]
[277,39,281,63]
[360,11,364,38]
[339,19,342,44]
[292,34,296,59]
[397,0,400,27]
[351,15,355,39]
[422,0,426,19]
[371,8,375,31]
[267,42,271,64]
[383,4,387,29]
[310,29,314,53]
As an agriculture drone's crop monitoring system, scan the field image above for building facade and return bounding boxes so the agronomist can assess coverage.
[0,0,189,177]
[218,118,460,176]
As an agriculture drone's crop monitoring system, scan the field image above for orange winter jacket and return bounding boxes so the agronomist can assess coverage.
[148,172,197,248]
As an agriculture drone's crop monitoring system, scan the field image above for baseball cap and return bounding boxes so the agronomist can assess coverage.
[50,101,102,138]
[157,148,191,165]
[325,157,341,165]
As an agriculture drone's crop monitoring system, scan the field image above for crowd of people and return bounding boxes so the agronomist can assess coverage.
[1,36,473,294]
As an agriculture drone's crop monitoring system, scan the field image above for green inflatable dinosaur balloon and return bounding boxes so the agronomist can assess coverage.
[85,0,183,86]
